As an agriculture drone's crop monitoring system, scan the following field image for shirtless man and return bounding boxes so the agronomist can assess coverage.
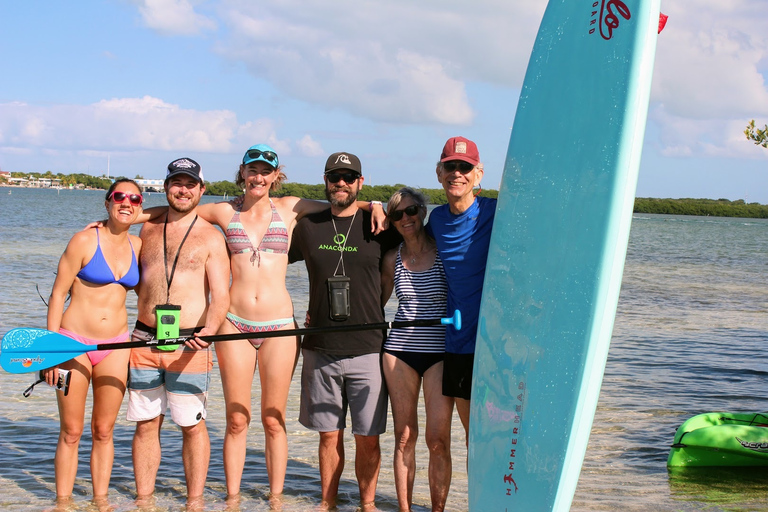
[126,158,230,501]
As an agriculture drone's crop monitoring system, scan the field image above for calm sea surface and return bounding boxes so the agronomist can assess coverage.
[1,187,767,511]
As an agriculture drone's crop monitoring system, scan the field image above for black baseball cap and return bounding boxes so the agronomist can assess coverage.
[166,158,204,183]
[324,152,362,175]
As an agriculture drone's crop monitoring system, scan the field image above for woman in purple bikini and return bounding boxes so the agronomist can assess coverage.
[44,178,143,501]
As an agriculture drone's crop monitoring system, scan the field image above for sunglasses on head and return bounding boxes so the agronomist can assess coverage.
[326,172,360,184]
[109,191,143,206]
[244,149,278,164]
[389,204,422,222]
[442,161,475,173]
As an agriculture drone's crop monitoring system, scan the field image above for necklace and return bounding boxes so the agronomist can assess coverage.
[330,210,357,276]
[406,244,432,265]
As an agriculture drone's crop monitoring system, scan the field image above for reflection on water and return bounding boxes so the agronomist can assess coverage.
[571,214,768,512]
[2,190,768,510]
[667,466,768,510]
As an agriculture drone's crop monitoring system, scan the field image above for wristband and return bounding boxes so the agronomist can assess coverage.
[369,201,382,212]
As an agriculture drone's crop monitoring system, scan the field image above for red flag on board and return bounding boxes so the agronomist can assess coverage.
[658,13,668,33]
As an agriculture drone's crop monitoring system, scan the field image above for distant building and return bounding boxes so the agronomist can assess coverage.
[135,179,164,192]
[26,177,62,188]
[7,177,28,186]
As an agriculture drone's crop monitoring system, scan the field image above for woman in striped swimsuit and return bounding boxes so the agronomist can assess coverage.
[380,187,453,512]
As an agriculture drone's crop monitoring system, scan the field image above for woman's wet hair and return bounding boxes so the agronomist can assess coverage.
[386,187,428,221]
[235,162,287,191]
[105,178,141,201]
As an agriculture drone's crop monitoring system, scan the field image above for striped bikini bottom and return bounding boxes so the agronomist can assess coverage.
[225,313,295,349]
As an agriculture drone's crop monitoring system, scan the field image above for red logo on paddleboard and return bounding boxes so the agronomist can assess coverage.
[589,0,631,40]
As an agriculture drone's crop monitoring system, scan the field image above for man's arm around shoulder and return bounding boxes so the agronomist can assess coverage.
[188,225,230,349]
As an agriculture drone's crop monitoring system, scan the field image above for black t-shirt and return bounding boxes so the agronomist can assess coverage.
[289,208,400,355]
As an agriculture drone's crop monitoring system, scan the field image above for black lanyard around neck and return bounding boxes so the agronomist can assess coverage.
[163,214,198,304]
[330,210,357,277]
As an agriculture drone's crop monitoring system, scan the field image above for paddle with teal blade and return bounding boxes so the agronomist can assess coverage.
[1,309,461,374]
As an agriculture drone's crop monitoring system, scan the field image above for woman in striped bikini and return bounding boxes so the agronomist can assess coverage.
[152,145,386,501]
[127,145,385,500]
[380,187,453,512]
[45,179,143,502]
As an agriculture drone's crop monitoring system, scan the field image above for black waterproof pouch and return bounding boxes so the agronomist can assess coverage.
[327,276,351,321]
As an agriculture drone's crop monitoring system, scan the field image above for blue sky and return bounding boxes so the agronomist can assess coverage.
[1,1,767,201]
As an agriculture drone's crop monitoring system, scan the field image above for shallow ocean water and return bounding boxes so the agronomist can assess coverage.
[1,188,768,511]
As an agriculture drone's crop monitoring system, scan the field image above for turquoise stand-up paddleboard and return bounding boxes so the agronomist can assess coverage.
[468,1,661,510]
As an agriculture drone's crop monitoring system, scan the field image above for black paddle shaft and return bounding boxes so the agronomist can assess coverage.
[94,317,451,351]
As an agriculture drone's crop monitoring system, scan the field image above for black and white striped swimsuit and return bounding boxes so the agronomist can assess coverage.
[384,244,447,354]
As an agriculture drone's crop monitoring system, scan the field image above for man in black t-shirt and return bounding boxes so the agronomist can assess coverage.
[289,152,398,509]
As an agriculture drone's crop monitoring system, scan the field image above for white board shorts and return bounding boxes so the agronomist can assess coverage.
[126,326,212,427]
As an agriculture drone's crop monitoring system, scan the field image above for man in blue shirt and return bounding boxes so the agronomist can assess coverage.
[426,136,496,445]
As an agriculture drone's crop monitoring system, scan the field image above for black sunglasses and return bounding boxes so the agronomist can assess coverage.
[442,161,475,173]
[326,172,360,184]
[245,149,278,164]
[109,191,143,206]
[389,204,422,222]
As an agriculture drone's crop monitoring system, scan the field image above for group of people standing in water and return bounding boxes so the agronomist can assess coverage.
[43,136,496,511]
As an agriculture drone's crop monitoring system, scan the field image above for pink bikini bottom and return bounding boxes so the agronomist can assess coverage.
[59,328,129,367]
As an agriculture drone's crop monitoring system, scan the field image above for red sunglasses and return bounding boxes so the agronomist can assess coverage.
[109,191,143,206]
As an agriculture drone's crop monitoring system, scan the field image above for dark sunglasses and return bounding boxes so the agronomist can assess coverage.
[244,149,278,164]
[326,172,360,184]
[442,161,475,173]
[389,204,422,222]
[109,191,143,206]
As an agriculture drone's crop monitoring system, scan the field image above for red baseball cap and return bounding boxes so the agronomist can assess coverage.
[440,136,480,165]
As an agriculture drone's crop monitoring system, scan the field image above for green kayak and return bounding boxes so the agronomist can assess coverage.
[668,412,768,467]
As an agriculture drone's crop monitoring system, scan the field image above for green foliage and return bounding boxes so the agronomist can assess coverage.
[9,171,113,189]
[4,172,763,219]
[745,119,768,148]
[5,171,499,203]
[272,183,328,200]
[204,180,243,197]
[634,198,768,219]
[69,173,114,189]
[271,182,497,205]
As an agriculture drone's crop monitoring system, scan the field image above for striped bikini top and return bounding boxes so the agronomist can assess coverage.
[225,199,289,265]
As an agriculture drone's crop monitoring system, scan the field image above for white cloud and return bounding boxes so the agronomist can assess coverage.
[208,0,768,160]
[6,0,768,180]
[215,0,545,126]
[0,97,283,154]
[649,1,768,158]
[136,0,216,36]
[651,105,768,160]
[234,121,289,155]
[296,135,324,157]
